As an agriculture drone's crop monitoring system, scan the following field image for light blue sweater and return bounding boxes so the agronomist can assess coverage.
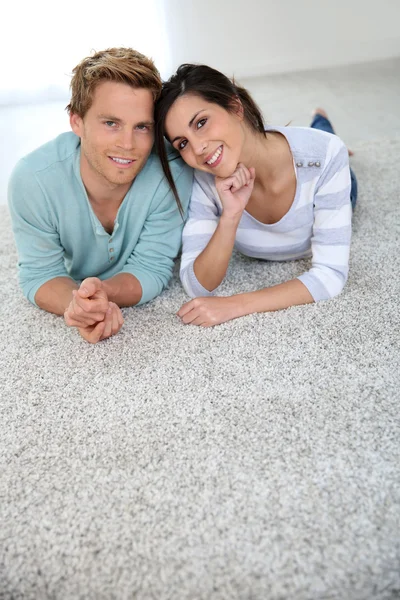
[8,132,193,306]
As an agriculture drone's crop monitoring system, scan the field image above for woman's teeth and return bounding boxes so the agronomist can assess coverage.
[206,146,222,165]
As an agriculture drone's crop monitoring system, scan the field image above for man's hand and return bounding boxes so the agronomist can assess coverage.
[78,302,124,344]
[64,277,109,328]
[64,277,124,343]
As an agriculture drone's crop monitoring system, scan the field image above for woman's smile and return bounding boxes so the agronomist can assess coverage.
[165,94,245,176]
[204,145,223,167]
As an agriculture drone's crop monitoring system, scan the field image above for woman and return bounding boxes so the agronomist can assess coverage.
[155,64,357,327]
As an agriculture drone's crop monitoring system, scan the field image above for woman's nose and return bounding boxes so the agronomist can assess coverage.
[195,141,207,156]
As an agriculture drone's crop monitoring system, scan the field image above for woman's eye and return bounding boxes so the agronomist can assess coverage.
[196,118,207,129]
[178,139,187,150]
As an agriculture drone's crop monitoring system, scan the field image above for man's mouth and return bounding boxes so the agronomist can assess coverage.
[205,145,223,167]
[109,156,136,168]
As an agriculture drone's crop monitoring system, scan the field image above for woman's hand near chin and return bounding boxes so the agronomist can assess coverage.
[216,163,256,219]
[190,165,255,294]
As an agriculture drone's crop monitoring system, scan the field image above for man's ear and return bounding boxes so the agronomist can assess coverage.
[70,113,83,137]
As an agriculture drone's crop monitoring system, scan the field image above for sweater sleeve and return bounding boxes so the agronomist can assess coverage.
[297,136,352,301]
[7,160,72,306]
[179,172,222,298]
[120,164,193,305]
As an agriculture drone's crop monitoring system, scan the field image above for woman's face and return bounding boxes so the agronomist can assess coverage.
[164,93,246,177]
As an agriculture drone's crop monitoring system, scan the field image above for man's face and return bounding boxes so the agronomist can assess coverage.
[70,81,155,190]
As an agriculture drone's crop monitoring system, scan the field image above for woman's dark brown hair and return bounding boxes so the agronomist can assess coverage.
[155,64,266,211]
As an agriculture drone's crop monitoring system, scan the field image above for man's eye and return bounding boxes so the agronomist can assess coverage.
[136,124,150,131]
[105,121,117,127]
[197,118,207,129]
[178,140,187,150]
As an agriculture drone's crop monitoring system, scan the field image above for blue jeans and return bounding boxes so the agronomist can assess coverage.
[310,114,358,210]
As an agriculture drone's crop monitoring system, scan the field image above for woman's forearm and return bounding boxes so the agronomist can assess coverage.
[233,278,314,318]
[193,214,241,291]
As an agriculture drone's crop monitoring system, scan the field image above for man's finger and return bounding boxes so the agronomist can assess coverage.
[90,321,106,343]
[110,303,124,330]
[79,321,106,344]
[101,307,113,339]
[73,291,108,317]
[65,313,97,328]
[110,305,120,335]
[117,307,124,327]
[77,277,103,298]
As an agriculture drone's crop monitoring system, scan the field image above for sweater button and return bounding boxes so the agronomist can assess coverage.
[315,161,321,167]
[308,161,314,167]
[296,162,303,167]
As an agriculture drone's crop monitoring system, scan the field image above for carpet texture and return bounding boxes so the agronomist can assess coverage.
[1,137,399,600]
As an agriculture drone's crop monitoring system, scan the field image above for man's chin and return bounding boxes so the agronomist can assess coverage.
[105,166,142,186]
[108,174,137,185]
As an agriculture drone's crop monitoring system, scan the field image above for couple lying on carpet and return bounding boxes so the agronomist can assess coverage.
[8,47,357,344]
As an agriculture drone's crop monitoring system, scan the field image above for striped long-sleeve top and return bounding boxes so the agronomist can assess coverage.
[180,126,352,302]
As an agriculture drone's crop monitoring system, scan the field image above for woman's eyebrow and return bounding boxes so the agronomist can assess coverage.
[170,110,205,144]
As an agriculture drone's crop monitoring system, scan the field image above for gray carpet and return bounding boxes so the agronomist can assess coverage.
[1,137,399,600]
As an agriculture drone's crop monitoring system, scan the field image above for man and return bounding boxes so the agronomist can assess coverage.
[8,48,193,343]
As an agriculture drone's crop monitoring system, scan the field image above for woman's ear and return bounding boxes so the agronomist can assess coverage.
[233,95,245,121]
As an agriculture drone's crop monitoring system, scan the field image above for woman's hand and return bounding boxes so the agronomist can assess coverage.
[215,163,256,219]
[177,296,243,327]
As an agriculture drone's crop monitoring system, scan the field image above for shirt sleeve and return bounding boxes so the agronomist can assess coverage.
[120,164,193,305]
[297,136,352,301]
[8,160,72,306]
[179,172,222,298]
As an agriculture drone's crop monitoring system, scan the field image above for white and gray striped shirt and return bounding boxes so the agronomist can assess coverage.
[180,126,352,302]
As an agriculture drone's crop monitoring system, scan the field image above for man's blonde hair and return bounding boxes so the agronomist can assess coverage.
[66,47,162,117]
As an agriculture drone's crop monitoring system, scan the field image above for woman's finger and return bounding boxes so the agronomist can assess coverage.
[236,163,251,184]
[177,300,196,318]
[190,316,208,327]
[180,308,199,324]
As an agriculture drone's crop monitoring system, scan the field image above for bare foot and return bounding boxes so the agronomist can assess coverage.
[312,108,354,156]
[313,107,329,119]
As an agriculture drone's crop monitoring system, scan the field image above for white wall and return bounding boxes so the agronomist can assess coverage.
[0,0,170,104]
[163,0,400,78]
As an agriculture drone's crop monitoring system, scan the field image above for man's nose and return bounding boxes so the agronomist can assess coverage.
[116,129,135,150]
